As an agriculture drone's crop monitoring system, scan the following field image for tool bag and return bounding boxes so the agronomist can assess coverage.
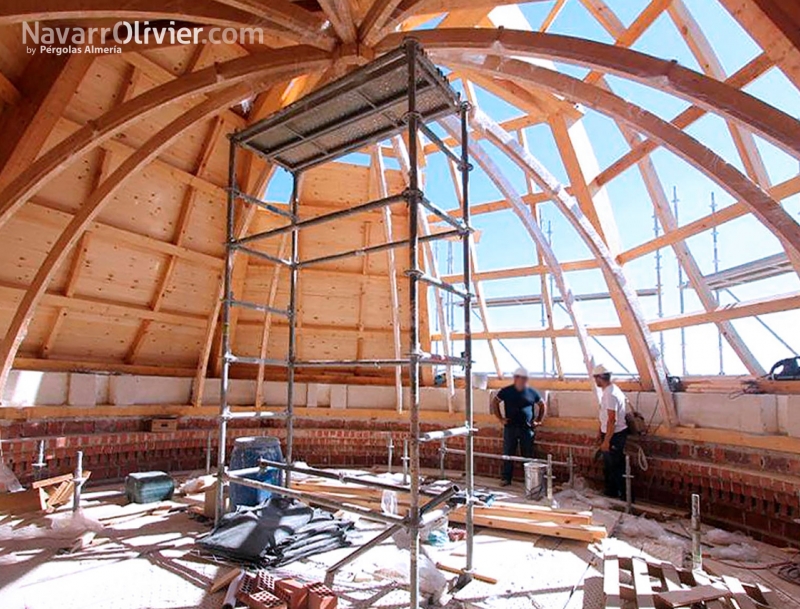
[624,398,648,436]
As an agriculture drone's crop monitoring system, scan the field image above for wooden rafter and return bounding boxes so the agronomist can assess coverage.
[666,0,800,277]
[318,0,357,43]
[517,129,562,379]
[591,52,773,192]
[371,146,404,412]
[445,155,502,379]
[718,0,800,90]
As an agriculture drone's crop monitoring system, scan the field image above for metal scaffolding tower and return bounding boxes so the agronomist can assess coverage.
[216,40,475,608]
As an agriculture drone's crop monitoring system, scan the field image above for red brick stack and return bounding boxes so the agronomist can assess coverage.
[236,572,337,609]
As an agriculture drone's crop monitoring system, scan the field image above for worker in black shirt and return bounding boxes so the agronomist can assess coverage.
[490,367,546,486]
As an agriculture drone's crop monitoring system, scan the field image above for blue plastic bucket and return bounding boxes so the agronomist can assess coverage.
[228,436,284,508]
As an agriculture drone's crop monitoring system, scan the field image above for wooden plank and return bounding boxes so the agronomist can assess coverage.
[631,557,657,609]
[604,557,622,609]
[655,585,730,607]
[659,563,685,592]
[722,576,758,609]
[0,488,44,514]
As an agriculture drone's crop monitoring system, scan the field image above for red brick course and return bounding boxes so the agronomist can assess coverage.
[2,416,799,546]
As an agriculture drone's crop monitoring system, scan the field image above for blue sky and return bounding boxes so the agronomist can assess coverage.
[265,0,800,378]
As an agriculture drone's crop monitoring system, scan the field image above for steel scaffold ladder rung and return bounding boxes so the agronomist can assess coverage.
[420,196,470,233]
[419,122,465,169]
[407,269,473,300]
[297,229,463,268]
[225,298,291,317]
[234,193,407,246]
[231,189,296,220]
[230,244,294,267]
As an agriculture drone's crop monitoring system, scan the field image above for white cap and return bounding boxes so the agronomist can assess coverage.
[592,363,610,376]
[513,366,529,378]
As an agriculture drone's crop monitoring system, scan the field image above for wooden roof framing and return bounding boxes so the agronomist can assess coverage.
[0,0,797,403]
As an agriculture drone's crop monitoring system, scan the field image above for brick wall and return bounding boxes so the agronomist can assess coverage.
[2,416,799,546]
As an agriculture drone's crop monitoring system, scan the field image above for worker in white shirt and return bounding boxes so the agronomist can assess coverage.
[592,364,628,499]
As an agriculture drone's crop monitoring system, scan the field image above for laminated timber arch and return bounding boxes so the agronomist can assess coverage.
[377,29,800,159]
[436,53,800,259]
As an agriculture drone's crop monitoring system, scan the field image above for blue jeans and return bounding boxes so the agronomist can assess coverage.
[503,425,534,482]
[602,429,629,499]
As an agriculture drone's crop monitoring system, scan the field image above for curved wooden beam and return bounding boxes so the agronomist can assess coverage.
[438,116,599,399]
[468,109,678,426]
[438,53,800,259]
[376,29,800,158]
[0,47,331,232]
[0,75,299,395]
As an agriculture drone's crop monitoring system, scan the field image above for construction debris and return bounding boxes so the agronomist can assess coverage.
[593,555,782,609]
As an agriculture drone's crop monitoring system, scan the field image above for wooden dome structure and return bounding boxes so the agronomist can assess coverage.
[0,0,798,428]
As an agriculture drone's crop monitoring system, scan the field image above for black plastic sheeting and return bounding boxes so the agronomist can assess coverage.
[198,497,353,566]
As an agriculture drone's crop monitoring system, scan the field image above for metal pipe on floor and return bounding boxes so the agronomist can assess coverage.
[546,453,553,502]
[691,493,702,572]
[443,447,569,466]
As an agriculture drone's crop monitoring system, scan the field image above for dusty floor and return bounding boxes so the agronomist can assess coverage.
[1,470,798,609]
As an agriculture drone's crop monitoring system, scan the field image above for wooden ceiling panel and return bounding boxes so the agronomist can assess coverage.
[65,56,129,125]
[69,237,165,307]
[132,322,205,366]
[157,258,220,316]
[0,205,71,292]
[43,315,138,362]
[97,166,187,242]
